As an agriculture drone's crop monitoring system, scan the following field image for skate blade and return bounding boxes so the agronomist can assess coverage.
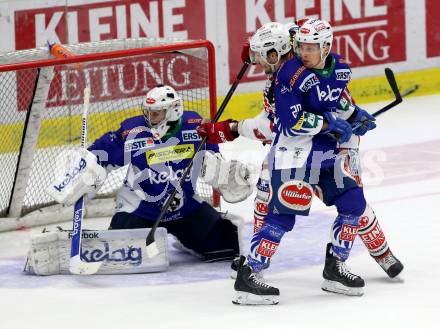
[321,280,364,296]
[232,291,279,305]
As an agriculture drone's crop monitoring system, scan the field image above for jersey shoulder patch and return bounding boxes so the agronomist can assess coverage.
[276,58,313,94]
[120,116,148,139]
[179,112,202,142]
[298,72,320,92]
[182,111,204,127]
[332,53,352,82]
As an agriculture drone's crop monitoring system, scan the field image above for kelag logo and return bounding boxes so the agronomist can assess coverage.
[80,242,142,266]
[53,158,87,192]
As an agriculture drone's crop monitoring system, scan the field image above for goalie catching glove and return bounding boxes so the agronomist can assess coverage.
[200,152,255,203]
[45,148,107,205]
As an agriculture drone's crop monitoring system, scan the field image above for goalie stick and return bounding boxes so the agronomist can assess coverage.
[69,87,102,275]
[145,60,251,257]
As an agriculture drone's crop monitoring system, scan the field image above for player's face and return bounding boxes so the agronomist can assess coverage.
[146,109,166,125]
[251,50,280,74]
[297,42,322,68]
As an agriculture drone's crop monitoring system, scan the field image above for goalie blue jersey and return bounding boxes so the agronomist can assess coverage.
[89,111,219,222]
[271,53,352,169]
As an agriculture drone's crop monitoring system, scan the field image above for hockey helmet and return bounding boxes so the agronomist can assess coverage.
[142,85,183,138]
[295,19,333,61]
[249,22,292,70]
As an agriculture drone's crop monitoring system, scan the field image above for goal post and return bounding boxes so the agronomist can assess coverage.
[0,38,219,231]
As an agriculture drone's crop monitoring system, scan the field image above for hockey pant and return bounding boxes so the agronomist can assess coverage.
[265,162,366,262]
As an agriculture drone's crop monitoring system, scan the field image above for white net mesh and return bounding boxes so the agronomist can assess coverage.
[0,37,217,217]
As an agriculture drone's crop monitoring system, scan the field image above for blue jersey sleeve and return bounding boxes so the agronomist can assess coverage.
[181,110,220,154]
[274,82,307,137]
[88,125,126,169]
[204,141,219,153]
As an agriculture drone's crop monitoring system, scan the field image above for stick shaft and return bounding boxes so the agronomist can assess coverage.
[146,61,250,250]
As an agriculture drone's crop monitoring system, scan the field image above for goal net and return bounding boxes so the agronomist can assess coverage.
[0,38,219,230]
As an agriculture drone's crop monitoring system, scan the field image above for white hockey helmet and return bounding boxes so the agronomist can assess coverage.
[249,22,292,70]
[142,85,183,138]
[295,19,333,61]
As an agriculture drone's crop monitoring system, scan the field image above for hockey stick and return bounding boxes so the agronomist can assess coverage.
[369,67,403,118]
[69,87,102,275]
[145,60,251,257]
[350,68,408,133]
[401,84,419,98]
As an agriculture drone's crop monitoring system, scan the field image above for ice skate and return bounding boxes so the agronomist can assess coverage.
[374,251,404,278]
[232,256,279,305]
[322,243,365,296]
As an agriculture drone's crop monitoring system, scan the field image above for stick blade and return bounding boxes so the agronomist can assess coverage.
[384,68,402,102]
[69,255,102,275]
[146,242,159,258]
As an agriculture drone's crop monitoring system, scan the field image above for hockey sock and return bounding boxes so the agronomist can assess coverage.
[357,204,390,258]
[247,213,295,272]
[253,176,270,233]
[330,214,359,261]
[253,196,269,234]
[331,188,366,261]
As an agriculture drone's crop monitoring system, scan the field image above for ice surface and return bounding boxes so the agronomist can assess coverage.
[0,94,439,329]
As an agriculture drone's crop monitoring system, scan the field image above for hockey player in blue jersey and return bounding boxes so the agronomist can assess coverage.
[213,19,403,304]
[48,85,255,265]
[199,20,403,293]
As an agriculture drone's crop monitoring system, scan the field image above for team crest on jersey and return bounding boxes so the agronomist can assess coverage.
[124,138,155,152]
[316,85,343,102]
[299,73,319,92]
[277,180,313,211]
[335,69,351,81]
[181,130,201,142]
[146,144,194,165]
[280,85,292,94]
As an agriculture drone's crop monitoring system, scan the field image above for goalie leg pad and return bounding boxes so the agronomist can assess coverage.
[24,227,169,275]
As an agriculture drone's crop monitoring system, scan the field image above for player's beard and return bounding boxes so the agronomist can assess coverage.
[264,63,277,74]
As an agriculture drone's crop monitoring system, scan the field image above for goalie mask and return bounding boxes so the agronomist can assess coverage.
[249,22,292,73]
[142,85,183,139]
